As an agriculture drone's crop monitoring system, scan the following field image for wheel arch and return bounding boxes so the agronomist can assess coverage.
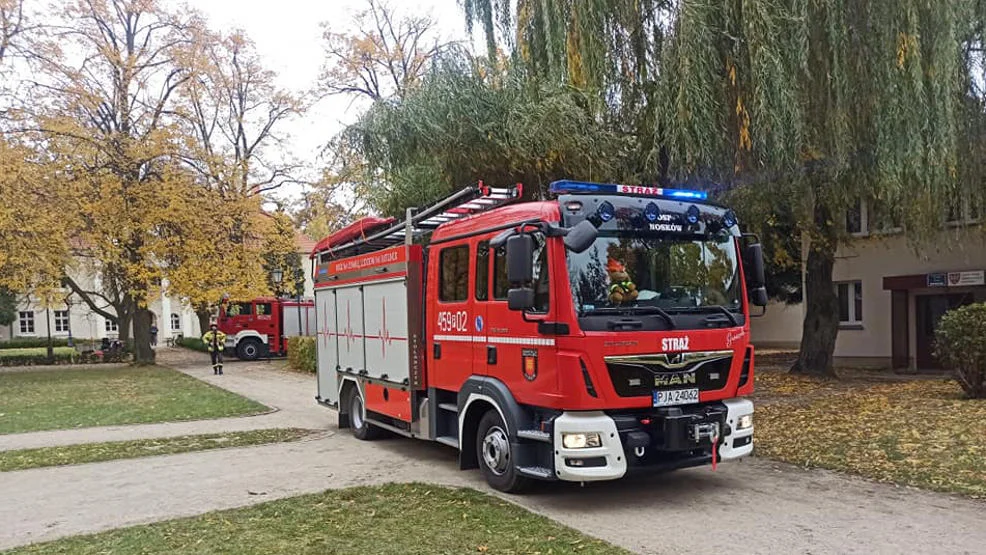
[457,377,528,471]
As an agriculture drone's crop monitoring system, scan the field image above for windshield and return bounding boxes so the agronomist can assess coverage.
[567,233,742,315]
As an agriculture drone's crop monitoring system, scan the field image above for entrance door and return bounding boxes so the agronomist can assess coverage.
[915,293,974,369]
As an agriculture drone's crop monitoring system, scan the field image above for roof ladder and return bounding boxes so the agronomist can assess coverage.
[319,181,523,259]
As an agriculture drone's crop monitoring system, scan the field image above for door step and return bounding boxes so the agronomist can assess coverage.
[435,435,459,449]
[517,429,551,443]
[437,402,459,413]
[517,466,553,479]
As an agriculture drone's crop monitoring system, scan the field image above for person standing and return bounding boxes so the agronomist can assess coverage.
[150,324,158,347]
[202,323,227,375]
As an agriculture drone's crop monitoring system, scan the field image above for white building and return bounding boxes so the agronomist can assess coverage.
[1,233,318,344]
[752,201,985,370]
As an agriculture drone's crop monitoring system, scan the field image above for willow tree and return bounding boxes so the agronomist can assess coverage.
[462,0,673,181]
[341,48,628,216]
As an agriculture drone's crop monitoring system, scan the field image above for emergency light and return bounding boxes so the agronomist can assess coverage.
[549,180,709,201]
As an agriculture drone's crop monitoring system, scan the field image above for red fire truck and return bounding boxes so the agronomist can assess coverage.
[217,297,315,360]
[311,181,767,492]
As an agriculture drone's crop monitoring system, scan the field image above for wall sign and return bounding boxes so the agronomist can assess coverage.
[927,272,948,287]
[947,270,985,287]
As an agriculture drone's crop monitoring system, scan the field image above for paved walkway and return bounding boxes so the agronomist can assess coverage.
[2,349,985,554]
[0,349,326,452]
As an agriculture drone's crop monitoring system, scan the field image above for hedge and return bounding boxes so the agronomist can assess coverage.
[0,338,73,350]
[0,347,78,366]
[287,336,316,373]
[175,336,211,353]
[935,303,986,399]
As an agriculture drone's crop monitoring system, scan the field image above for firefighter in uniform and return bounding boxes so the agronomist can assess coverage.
[202,324,227,375]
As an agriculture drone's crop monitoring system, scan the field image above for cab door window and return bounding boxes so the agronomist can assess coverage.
[475,241,490,301]
[492,234,549,312]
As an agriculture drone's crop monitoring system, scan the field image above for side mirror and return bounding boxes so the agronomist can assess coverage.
[750,286,769,308]
[507,288,535,311]
[563,220,598,253]
[506,234,534,283]
[744,243,766,288]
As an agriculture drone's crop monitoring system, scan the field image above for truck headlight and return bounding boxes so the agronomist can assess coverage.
[737,414,753,430]
[562,432,602,449]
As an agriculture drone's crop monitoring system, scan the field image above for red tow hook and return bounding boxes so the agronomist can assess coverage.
[711,432,719,472]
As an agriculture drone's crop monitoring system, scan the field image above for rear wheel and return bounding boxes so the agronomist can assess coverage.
[475,409,529,493]
[348,388,381,440]
[236,338,263,360]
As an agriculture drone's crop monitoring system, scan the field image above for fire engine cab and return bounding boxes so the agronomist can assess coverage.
[311,181,768,492]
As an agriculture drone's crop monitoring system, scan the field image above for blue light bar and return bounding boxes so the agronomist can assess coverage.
[549,180,708,201]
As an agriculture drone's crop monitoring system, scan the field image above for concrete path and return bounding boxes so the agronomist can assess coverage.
[2,349,985,554]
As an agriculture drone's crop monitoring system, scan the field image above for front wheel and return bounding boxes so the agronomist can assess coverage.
[476,409,529,493]
[236,338,263,360]
[348,388,381,440]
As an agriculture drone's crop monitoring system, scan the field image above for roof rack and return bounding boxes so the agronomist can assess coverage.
[315,181,524,260]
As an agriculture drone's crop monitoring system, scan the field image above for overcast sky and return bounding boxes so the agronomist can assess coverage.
[185,0,476,205]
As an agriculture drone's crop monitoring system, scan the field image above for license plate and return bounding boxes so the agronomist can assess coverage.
[652,388,700,407]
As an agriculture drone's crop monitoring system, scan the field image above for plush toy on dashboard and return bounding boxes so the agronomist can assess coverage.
[607,259,638,304]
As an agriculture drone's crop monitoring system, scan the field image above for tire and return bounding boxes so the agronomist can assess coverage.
[475,409,529,493]
[236,338,263,361]
[348,387,381,440]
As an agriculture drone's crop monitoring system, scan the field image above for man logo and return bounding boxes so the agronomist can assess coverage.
[654,372,697,387]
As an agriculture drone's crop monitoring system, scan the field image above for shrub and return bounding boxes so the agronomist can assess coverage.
[935,303,986,399]
[0,347,77,366]
[287,336,316,373]
[0,338,72,350]
[175,336,210,353]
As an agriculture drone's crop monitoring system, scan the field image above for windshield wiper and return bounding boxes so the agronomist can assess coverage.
[581,306,676,329]
[670,305,740,327]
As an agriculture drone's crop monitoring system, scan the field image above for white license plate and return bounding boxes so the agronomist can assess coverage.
[652,388,700,407]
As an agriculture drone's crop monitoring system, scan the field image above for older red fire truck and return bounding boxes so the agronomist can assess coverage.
[311,181,767,492]
[217,297,315,360]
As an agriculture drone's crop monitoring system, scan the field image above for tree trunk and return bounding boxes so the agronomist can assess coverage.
[791,205,840,376]
[196,307,211,337]
[132,306,155,365]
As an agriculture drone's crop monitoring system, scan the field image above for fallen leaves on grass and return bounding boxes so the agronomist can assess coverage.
[5,483,631,555]
[755,377,986,498]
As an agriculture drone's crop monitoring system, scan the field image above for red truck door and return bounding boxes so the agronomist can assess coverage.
[251,300,279,352]
[485,234,556,402]
[427,240,480,391]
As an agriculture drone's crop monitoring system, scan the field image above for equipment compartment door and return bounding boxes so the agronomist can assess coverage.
[335,285,366,375]
[362,278,410,384]
[315,288,340,405]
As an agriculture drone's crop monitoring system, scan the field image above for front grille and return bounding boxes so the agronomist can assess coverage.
[605,351,733,397]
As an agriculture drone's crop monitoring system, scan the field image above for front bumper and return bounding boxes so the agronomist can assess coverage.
[549,399,754,482]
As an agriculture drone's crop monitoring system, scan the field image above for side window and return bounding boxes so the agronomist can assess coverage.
[493,246,509,300]
[255,303,272,316]
[492,235,549,312]
[439,245,470,302]
[475,241,490,301]
[531,236,549,313]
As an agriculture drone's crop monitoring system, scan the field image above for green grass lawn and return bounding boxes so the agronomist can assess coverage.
[0,366,269,435]
[3,483,627,555]
[0,428,313,472]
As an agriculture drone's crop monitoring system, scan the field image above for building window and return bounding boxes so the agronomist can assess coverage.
[846,199,863,234]
[53,310,70,333]
[105,318,119,333]
[439,245,470,302]
[18,311,35,334]
[170,313,181,330]
[868,198,902,233]
[836,281,863,326]
[475,241,490,301]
